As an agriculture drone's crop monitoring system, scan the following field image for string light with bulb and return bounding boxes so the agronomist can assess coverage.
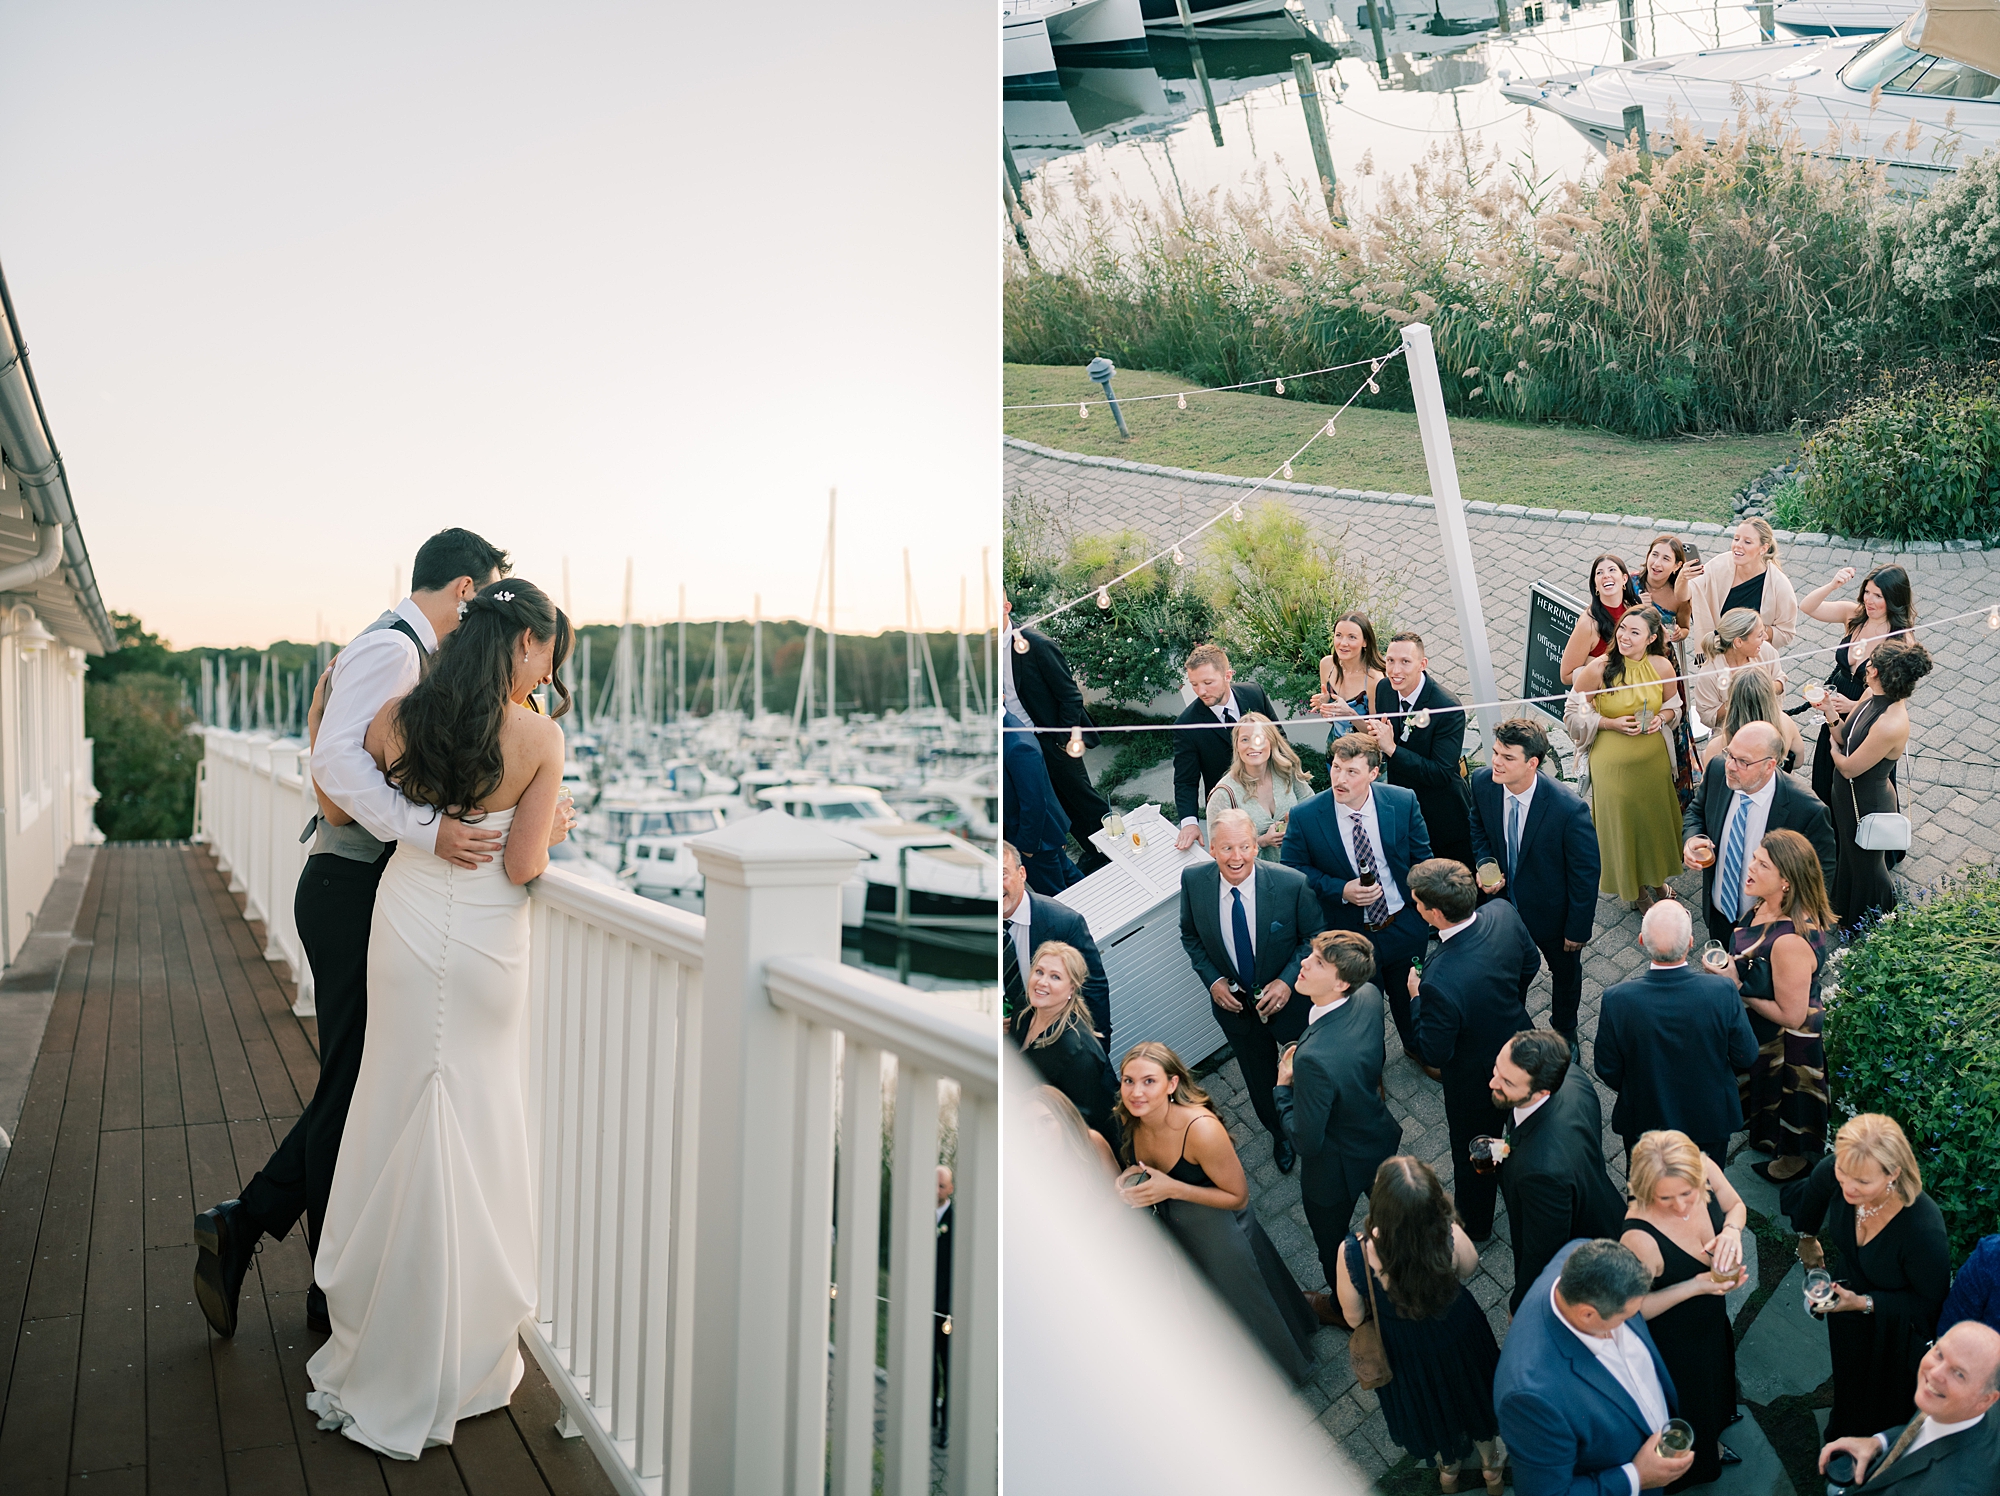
[1004,598,2000,738]
[1009,345,1407,637]
[1004,350,1398,412]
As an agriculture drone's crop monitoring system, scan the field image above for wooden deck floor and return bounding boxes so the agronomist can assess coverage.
[0,845,617,1496]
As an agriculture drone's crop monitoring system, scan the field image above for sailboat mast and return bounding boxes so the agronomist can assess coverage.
[752,595,763,721]
[905,548,919,714]
[712,620,725,716]
[957,576,970,722]
[676,584,687,724]
[825,488,837,723]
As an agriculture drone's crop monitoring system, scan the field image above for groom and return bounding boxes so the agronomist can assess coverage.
[193,528,511,1338]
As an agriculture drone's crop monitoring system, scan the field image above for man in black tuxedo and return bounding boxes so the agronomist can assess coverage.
[1172,642,1281,852]
[1409,859,1538,1241]
[1491,1029,1627,1314]
[1281,734,1433,1061]
[1178,808,1321,1172]
[1469,717,1601,1055]
[1595,899,1760,1163]
[1818,1323,2000,1493]
[1368,632,1475,871]
[1002,595,1111,872]
[1682,721,1835,943]
[931,1165,955,1448]
[1275,930,1404,1318]
[1001,840,1110,1045]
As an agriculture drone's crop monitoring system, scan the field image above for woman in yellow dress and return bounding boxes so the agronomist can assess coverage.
[1573,608,1686,910]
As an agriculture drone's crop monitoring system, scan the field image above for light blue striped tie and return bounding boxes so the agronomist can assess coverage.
[1717,792,1752,923]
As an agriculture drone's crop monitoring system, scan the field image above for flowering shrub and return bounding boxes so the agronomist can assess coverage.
[1823,868,2000,1259]
[1891,149,2000,329]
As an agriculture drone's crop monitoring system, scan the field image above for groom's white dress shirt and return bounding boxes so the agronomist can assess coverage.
[311,597,443,854]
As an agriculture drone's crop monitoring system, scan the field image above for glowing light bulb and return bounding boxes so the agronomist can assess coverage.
[1064,726,1086,757]
[1368,377,1380,394]
[1282,461,1293,480]
[1990,604,2000,630]
[1177,392,1188,410]
[1172,545,1187,567]
[1368,357,1383,395]
[1013,631,1030,655]
[1096,586,1111,610]
[1275,378,1286,395]
[1079,401,1089,419]
[1325,419,1338,437]
[1231,502,1245,522]
[1249,731,1268,752]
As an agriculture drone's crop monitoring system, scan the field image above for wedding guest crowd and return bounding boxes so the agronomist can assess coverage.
[1006,529,1990,1487]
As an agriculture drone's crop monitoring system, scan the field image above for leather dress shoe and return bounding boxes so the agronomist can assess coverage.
[1304,1290,1344,1327]
[1555,1028,1582,1065]
[1273,1137,1296,1174]
[192,1200,261,1338]
[1718,1445,1742,1465]
[306,1283,331,1336]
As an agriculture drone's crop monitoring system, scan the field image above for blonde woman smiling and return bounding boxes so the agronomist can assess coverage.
[1688,518,1800,654]
[1205,712,1311,860]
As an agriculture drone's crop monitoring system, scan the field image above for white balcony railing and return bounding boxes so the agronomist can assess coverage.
[194,728,996,1495]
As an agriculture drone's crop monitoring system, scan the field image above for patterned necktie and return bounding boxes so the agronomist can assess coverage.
[1718,791,1752,923]
[1230,887,1256,991]
[1003,925,1025,1018]
[1350,811,1393,930]
[1506,795,1523,882]
[1868,1416,1929,1483]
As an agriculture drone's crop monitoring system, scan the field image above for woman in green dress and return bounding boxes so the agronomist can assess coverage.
[1204,712,1311,861]
[1572,608,1686,910]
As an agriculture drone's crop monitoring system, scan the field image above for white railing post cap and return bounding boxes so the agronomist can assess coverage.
[689,807,863,890]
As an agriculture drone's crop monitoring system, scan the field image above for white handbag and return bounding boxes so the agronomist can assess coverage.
[1849,759,1912,852]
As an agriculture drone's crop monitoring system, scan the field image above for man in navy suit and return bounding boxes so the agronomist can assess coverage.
[1367,633,1475,872]
[1681,722,1835,944]
[1496,1238,1696,1495]
[1003,710,1080,895]
[1469,717,1602,1056]
[1001,840,1110,1047]
[1281,733,1432,1060]
[1179,809,1322,1172]
[1003,594,1112,873]
[1594,899,1759,1164]
[1410,858,1539,1241]
[1172,643,1282,852]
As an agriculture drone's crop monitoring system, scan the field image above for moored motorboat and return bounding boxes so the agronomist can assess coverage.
[1756,0,1916,35]
[1499,0,2000,188]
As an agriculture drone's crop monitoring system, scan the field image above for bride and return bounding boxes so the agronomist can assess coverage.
[306,578,573,1458]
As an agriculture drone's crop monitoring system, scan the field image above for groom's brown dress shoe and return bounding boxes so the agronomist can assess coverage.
[192,1199,261,1338]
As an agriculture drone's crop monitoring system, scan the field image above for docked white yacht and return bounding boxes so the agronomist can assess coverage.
[1759,0,1916,35]
[1008,0,1151,60]
[760,783,999,928]
[1499,0,2000,187]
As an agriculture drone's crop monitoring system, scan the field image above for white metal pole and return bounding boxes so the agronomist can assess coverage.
[1400,322,1499,756]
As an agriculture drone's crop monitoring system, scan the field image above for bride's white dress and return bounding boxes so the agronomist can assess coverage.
[306,806,536,1459]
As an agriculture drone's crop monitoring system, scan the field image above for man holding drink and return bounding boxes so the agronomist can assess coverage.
[1682,721,1835,944]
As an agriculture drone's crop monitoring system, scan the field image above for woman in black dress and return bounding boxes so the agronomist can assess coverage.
[1115,1041,1319,1383]
[1788,1113,1952,1440]
[1723,830,1832,1185]
[1620,1132,1750,1489]
[1797,564,1913,810]
[1828,640,1931,929]
[1010,941,1118,1140]
[1333,1156,1504,1494]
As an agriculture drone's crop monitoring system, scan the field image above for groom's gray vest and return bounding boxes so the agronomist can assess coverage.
[303,609,432,862]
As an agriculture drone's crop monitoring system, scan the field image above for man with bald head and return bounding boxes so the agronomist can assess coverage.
[1818,1321,2000,1490]
[1594,897,1759,1163]
[1683,718,1836,944]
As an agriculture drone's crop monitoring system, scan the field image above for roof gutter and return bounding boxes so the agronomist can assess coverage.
[0,258,117,653]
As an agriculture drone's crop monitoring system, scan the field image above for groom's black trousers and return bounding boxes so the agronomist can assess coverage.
[238,848,390,1252]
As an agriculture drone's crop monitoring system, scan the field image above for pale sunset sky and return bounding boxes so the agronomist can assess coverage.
[0,1,997,647]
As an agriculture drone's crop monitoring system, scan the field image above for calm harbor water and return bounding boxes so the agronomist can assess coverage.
[1009,2,1779,218]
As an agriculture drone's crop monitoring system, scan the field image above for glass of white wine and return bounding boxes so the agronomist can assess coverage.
[1804,1268,1836,1315]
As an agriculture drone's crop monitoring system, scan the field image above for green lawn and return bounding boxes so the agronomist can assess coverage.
[1005,365,1800,526]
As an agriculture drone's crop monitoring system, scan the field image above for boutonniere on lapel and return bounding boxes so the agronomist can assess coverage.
[1401,709,1431,742]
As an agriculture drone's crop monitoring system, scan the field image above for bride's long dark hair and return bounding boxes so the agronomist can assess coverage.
[388,579,572,818]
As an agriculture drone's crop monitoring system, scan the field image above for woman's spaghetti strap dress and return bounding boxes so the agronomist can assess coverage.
[1151,1124,1319,1383]
[1627,1207,1737,1490]
[1587,655,1686,900]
